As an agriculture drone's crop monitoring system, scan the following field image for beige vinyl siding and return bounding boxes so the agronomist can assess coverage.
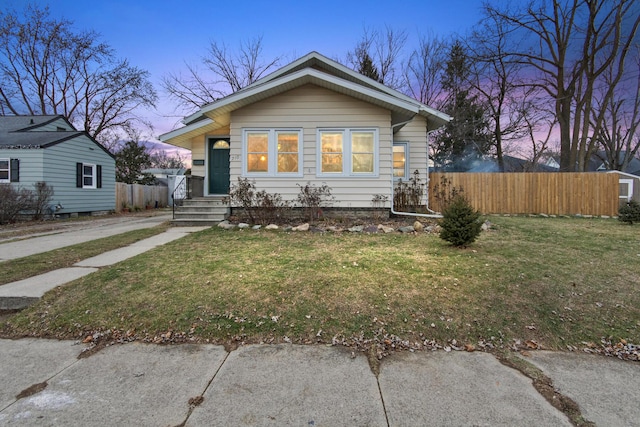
[394,116,429,204]
[230,84,393,207]
[394,115,429,176]
[186,126,230,180]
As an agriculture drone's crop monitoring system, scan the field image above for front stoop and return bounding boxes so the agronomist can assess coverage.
[172,197,230,226]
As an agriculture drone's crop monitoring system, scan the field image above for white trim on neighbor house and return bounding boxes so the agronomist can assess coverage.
[82,163,97,189]
[241,128,303,178]
[0,158,9,182]
[620,179,634,202]
[316,127,379,178]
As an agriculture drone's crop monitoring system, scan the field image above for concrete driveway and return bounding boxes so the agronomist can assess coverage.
[0,213,172,262]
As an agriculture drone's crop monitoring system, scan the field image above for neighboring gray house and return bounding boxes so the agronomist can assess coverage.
[0,115,115,216]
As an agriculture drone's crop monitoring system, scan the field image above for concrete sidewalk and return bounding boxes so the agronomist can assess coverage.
[0,340,638,426]
[0,224,208,309]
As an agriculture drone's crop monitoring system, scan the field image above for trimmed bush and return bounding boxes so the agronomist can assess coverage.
[618,200,640,224]
[439,194,482,247]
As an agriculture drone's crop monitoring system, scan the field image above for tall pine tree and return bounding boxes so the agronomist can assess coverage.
[433,41,491,170]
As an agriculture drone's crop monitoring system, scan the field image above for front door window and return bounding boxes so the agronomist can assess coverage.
[209,139,230,194]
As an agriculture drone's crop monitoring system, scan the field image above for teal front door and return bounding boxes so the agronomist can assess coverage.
[209,139,230,194]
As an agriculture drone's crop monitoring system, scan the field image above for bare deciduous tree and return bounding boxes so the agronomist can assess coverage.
[402,32,448,107]
[485,0,640,171]
[595,51,640,172]
[347,26,407,90]
[0,4,157,146]
[467,11,546,171]
[162,36,281,114]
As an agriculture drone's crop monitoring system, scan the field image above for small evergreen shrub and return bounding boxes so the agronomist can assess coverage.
[439,194,482,247]
[618,200,640,224]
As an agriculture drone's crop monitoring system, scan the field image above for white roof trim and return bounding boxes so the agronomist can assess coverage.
[183,51,451,126]
[606,170,640,179]
[159,117,214,142]
[189,68,422,121]
[244,51,450,121]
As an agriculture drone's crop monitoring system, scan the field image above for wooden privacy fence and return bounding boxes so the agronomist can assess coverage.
[428,173,619,217]
[115,183,168,212]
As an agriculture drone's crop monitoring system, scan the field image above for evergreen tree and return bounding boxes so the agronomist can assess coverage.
[433,41,491,170]
[357,51,381,82]
[115,140,155,184]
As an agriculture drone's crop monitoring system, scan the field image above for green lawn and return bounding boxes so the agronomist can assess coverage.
[0,225,169,286]
[2,217,638,355]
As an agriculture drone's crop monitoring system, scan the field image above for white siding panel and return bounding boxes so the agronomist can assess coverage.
[229,84,394,207]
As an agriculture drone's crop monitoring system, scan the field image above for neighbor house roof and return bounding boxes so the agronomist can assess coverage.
[161,52,451,147]
[0,115,114,158]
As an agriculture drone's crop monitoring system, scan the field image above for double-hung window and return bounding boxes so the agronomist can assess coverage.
[83,164,97,188]
[243,129,302,177]
[76,162,101,189]
[393,142,409,180]
[318,128,378,177]
[0,159,9,183]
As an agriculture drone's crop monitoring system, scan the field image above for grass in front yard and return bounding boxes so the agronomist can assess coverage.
[2,217,639,352]
[0,225,169,285]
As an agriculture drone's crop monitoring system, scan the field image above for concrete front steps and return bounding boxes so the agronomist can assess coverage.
[172,197,230,226]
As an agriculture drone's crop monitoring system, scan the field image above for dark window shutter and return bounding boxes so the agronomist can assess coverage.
[10,158,19,182]
[97,165,102,188]
[76,163,83,188]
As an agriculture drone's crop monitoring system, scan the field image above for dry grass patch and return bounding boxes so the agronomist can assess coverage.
[0,225,169,285]
[2,217,638,355]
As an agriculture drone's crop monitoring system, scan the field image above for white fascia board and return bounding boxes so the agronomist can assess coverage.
[606,170,640,179]
[245,51,433,109]
[196,68,421,118]
[159,117,214,142]
[418,106,451,127]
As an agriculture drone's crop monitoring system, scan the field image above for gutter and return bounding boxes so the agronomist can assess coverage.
[390,123,445,219]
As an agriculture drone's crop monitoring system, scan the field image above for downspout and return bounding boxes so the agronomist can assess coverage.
[390,121,445,219]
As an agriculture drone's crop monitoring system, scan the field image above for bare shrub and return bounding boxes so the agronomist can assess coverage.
[393,170,425,212]
[0,184,34,224]
[31,182,55,220]
[296,183,334,222]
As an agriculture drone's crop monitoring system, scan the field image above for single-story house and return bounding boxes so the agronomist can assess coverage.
[160,51,450,213]
[607,170,640,203]
[0,115,115,216]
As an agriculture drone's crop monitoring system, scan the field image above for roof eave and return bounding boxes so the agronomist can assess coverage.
[160,117,215,147]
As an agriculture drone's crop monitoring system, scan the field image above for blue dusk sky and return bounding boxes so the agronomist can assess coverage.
[4,0,483,146]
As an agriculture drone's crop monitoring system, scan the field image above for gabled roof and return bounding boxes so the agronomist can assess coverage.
[161,52,450,146]
[0,115,114,158]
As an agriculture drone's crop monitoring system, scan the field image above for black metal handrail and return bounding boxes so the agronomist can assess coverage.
[171,176,188,219]
[171,176,205,219]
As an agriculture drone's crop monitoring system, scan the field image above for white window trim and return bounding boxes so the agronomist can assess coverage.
[242,128,303,177]
[316,128,379,178]
[620,179,634,202]
[0,158,9,183]
[82,163,97,189]
[392,142,409,181]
